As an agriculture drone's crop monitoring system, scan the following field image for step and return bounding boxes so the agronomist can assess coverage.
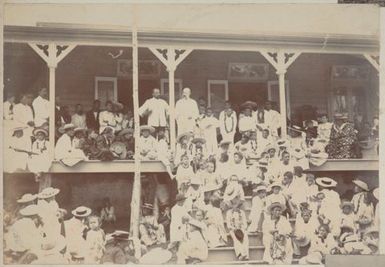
[248,232,263,246]
[206,246,265,262]
[198,260,266,265]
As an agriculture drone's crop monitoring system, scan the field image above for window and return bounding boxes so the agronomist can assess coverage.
[95,77,118,108]
[207,80,229,117]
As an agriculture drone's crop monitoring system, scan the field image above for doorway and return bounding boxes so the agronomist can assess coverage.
[228,82,267,112]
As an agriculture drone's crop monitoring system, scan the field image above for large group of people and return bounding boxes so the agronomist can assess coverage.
[3,86,380,264]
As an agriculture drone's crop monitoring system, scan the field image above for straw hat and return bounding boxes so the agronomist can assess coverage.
[264,144,277,153]
[38,187,60,199]
[175,193,187,203]
[140,125,155,133]
[291,147,306,159]
[253,184,267,193]
[39,235,67,255]
[19,204,39,216]
[118,128,134,136]
[71,206,91,217]
[177,132,191,143]
[352,179,369,191]
[191,137,206,144]
[219,140,231,147]
[276,139,288,148]
[334,113,348,120]
[17,193,37,204]
[59,123,75,133]
[33,128,48,136]
[372,188,379,200]
[110,141,127,159]
[315,177,337,188]
[267,202,286,213]
[340,201,354,210]
[139,247,172,264]
[269,181,283,191]
[257,159,269,168]
[142,203,154,210]
[74,127,87,133]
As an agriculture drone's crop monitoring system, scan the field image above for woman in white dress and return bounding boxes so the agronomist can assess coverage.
[29,128,51,173]
[262,202,293,264]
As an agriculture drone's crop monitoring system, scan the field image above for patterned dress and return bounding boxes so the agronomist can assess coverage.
[327,123,359,159]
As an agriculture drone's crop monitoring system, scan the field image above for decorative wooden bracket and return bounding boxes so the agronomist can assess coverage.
[29,43,76,68]
[363,54,379,72]
[260,50,301,74]
[149,48,192,72]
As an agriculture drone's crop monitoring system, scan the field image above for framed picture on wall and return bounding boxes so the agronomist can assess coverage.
[228,63,269,82]
[117,59,161,79]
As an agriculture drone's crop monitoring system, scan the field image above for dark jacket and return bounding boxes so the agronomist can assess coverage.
[86,110,100,131]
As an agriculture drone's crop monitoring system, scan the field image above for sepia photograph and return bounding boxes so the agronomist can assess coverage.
[1,2,383,266]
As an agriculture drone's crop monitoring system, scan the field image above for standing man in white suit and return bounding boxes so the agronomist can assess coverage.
[175,88,199,136]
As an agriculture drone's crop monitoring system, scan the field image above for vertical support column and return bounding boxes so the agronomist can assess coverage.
[130,25,141,239]
[379,7,385,255]
[277,70,287,138]
[260,50,301,138]
[167,63,177,149]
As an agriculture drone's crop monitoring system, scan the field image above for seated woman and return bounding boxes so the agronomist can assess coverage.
[176,210,208,264]
[306,223,339,263]
[226,200,249,261]
[327,113,360,159]
[204,196,227,248]
[262,202,293,264]
[115,128,135,159]
[29,128,51,173]
[139,204,166,249]
[138,126,157,160]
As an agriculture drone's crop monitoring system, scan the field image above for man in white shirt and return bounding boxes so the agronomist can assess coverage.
[175,88,199,136]
[32,88,50,127]
[219,101,237,144]
[71,104,87,129]
[3,92,15,121]
[13,93,35,137]
[265,101,281,139]
[139,88,169,136]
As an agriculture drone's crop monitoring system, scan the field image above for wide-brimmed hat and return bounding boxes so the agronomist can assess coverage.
[253,184,267,193]
[267,202,286,213]
[191,137,206,144]
[110,141,127,159]
[298,252,322,264]
[257,159,269,168]
[39,235,67,254]
[316,177,337,188]
[71,206,91,217]
[38,187,60,199]
[240,101,258,110]
[140,125,155,133]
[276,139,288,148]
[142,203,154,210]
[352,179,369,191]
[12,126,27,133]
[59,123,75,133]
[17,193,37,204]
[264,144,277,153]
[269,181,283,191]
[219,140,231,147]
[108,230,130,241]
[340,201,354,210]
[33,128,48,136]
[175,193,187,203]
[74,127,87,133]
[372,188,379,200]
[139,247,172,264]
[177,132,191,143]
[291,147,306,159]
[288,125,305,133]
[334,113,348,120]
[118,128,134,136]
[19,204,39,216]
